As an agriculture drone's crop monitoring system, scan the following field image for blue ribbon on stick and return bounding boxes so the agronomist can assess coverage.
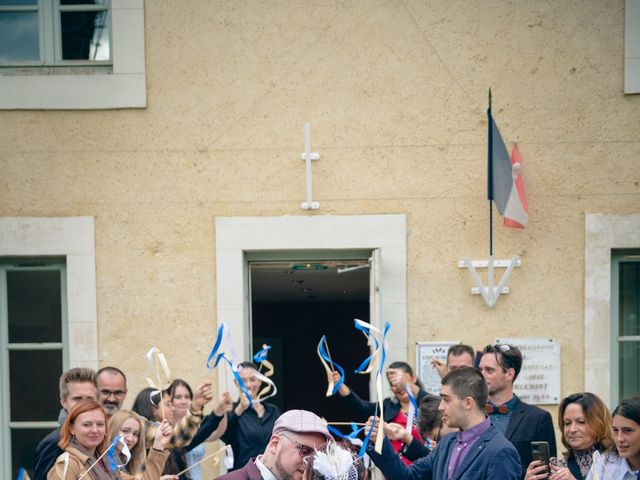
[317,335,345,395]
[253,344,271,364]
[214,352,253,408]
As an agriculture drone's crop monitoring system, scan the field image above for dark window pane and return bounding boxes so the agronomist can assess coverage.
[60,0,108,4]
[7,270,62,343]
[11,428,52,479]
[619,341,640,399]
[619,263,640,336]
[0,0,37,5]
[60,10,109,61]
[10,349,62,421]
[0,12,39,62]
[60,0,108,5]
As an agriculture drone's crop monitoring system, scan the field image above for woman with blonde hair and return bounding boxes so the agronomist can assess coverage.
[525,392,613,480]
[48,399,120,479]
[107,410,176,479]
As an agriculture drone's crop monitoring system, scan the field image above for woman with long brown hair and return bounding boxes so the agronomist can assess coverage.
[525,392,613,480]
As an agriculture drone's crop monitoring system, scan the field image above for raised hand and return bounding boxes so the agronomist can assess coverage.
[331,370,350,396]
[192,381,214,411]
[213,391,233,416]
[365,416,380,443]
[384,422,412,444]
[152,420,173,451]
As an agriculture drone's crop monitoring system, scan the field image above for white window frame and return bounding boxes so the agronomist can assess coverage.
[610,250,640,404]
[214,214,407,401]
[0,0,145,109]
[626,0,640,93]
[0,216,98,478]
[0,262,68,478]
[0,0,112,67]
[585,213,640,407]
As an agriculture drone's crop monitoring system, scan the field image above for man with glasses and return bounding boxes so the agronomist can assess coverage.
[216,409,332,480]
[97,366,128,416]
[33,367,98,480]
[479,344,557,478]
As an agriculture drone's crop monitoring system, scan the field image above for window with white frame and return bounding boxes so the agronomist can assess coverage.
[0,0,111,67]
[0,260,68,479]
[612,250,640,404]
[0,0,145,109]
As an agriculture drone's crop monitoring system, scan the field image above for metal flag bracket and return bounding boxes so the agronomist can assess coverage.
[458,255,521,308]
[300,122,320,210]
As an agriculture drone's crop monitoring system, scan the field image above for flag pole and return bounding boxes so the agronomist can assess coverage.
[487,88,493,257]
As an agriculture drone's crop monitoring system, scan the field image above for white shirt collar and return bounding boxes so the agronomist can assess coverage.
[255,456,278,480]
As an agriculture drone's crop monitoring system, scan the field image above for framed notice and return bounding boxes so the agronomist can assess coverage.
[495,337,561,405]
[415,341,459,395]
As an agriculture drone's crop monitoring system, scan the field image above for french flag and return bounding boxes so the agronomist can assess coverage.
[488,113,529,228]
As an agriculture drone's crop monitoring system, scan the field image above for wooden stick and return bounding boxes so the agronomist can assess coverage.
[175,445,229,476]
[77,447,111,479]
[324,338,336,372]
[325,421,366,426]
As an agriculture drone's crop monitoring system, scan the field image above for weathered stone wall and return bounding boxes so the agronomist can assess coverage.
[1,0,639,475]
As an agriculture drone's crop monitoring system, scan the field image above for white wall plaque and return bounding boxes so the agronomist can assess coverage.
[415,341,459,395]
[495,337,561,405]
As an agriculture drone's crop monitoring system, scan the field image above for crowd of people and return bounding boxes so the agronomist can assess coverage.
[31,343,640,480]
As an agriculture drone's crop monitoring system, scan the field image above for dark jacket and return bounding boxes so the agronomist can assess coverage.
[215,458,263,480]
[504,397,557,477]
[402,437,432,462]
[184,412,224,453]
[34,428,63,480]
[340,388,428,422]
[367,424,522,480]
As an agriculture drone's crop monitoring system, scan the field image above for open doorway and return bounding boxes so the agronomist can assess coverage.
[250,258,372,421]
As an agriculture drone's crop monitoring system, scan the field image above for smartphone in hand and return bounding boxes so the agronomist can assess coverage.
[531,441,550,478]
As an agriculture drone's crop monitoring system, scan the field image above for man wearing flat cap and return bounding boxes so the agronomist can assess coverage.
[216,409,332,480]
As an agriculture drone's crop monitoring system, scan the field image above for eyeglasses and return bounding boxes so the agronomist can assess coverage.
[99,389,126,399]
[279,432,315,458]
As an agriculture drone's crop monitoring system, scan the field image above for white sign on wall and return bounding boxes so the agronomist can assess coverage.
[415,341,459,395]
[495,337,561,405]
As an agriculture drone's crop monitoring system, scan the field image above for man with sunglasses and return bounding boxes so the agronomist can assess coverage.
[216,409,332,480]
[480,344,557,478]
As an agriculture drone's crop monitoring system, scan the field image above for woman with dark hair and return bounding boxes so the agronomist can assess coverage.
[331,361,427,465]
[525,392,613,480]
[221,361,281,471]
[47,400,120,479]
[132,387,174,425]
[586,395,640,480]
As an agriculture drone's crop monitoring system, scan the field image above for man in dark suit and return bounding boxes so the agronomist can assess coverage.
[366,367,521,480]
[216,409,332,480]
[480,344,557,477]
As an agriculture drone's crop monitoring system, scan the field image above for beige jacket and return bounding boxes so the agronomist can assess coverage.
[120,448,170,480]
[47,445,119,480]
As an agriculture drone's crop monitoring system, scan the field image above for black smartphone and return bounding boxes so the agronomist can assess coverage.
[530,441,550,477]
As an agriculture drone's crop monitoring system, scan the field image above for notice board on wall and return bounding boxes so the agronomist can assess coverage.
[415,341,459,395]
[494,337,561,405]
